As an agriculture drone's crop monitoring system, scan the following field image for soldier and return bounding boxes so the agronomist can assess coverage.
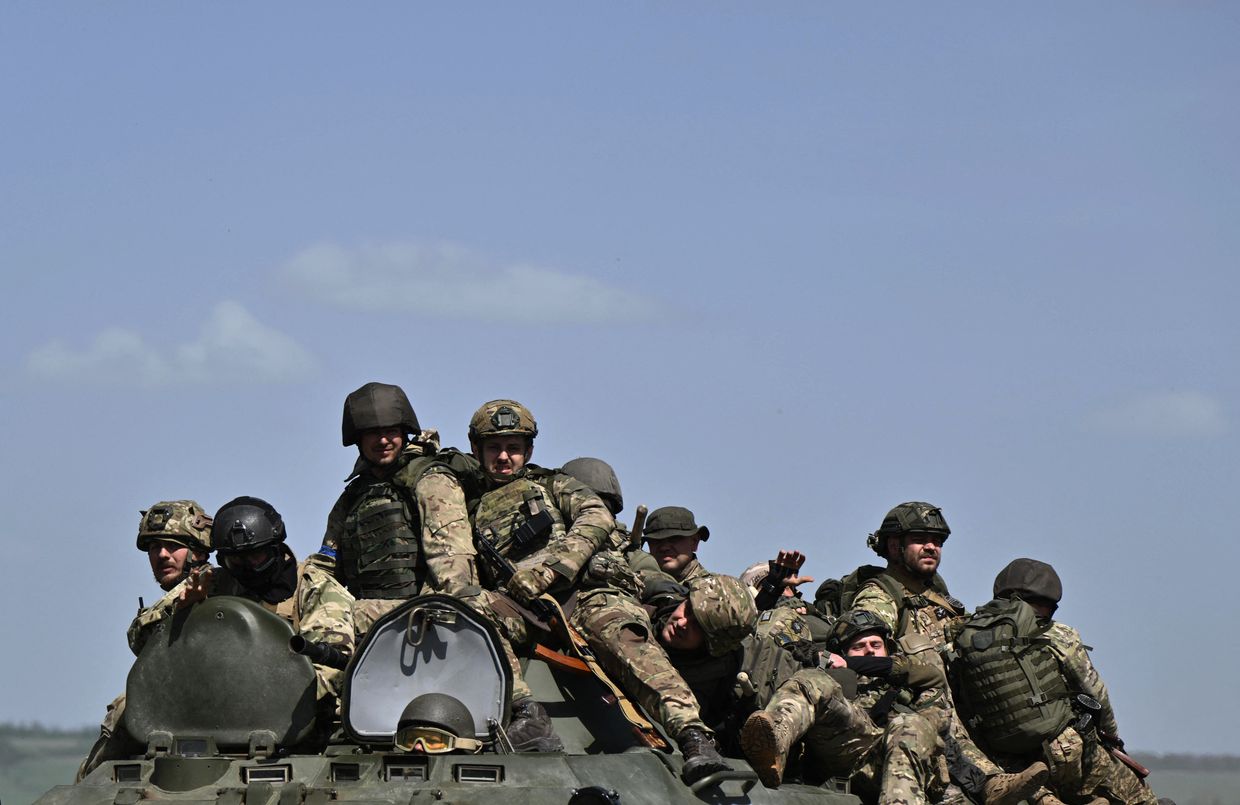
[561,456,733,784]
[847,501,1042,804]
[949,559,1161,805]
[211,496,355,701]
[78,500,215,781]
[629,505,712,588]
[465,399,615,752]
[322,382,478,637]
[740,609,967,800]
[741,552,831,665]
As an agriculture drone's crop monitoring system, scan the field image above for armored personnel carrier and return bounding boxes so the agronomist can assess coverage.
[37,594,860,805]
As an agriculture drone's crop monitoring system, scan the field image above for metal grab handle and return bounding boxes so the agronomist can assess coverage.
[405,606,457,647]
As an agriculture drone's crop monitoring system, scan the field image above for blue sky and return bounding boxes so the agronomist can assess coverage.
[1,4,1236,754]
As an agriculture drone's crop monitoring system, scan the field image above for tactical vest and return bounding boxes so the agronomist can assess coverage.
[473,470,566,566]
[947,597,1073,755]
[339,478,426,600]
[841,565,966,639]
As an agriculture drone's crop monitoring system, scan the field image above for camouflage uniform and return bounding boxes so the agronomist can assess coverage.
[981,620,1157,804]
[629,550,711,587]
[757,656,949,803]
[324,439,478,637]
[755,597,822,664]
[468,461,614,700]
[239,550,356,700]
[851,511,1004,797]
[80,500,214,781]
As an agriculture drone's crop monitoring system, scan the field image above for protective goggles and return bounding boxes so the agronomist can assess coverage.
[394,725,483,754]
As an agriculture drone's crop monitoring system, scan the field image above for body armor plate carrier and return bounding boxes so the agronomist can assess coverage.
[948,597,1073,755]
[340,480,425,599]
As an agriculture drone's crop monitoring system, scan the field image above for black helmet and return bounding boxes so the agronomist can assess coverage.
[394,693,481,754]
[993,558,1063,605]
[211,497,286,555]
[561,457,623,515]
[829,609,892,654]
[342,382,420,447]
[866,501,950,557]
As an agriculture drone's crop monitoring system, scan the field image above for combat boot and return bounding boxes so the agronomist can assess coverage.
[982,761,1050,805]
[678,727,729,785]
[1029,787,1067,805]
[740,710,796,788]
[506,698,564,752]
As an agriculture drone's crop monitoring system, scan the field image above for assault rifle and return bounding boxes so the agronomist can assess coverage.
[1075,694,1150,781]
[1100,730,1150,780]
[472,531,670,751]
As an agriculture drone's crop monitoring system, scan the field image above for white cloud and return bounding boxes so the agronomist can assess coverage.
[1087,390,1228,438]
[26,301,317,387]
[280,240,651,324]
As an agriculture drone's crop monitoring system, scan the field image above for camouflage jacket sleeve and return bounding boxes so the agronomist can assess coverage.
[849,581,901,636]
[537,473,615,586]
[1046,621,1119,736]
[414,468,478,596]
[294,556,356,652]
[127,582,187,656]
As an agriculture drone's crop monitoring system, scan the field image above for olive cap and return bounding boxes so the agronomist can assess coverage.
[136,500,213,554]
[561,457,623,515]
[643,506,709,542]
[468,399,538,442]
[342,382,420,447]
[688,575,758,656]
[866,501,950,557]
[993,557,1063,605]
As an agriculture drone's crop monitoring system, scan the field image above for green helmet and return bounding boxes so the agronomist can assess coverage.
[561,457,623,515]
[643,506,709,542]
[866,501,950,557]
[688,575,757,657]
[829,609,892,654]
[136,500,213,554]
[993,558,1063,605]
[342,382,420,447]
[397,693,475,739]
[468,399,538,442]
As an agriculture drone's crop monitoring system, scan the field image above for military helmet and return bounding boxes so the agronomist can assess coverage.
[866,501,950,557]
[561,457,623,515]
[211,496,286,555]
[739,561,770,598]
[342,382,420,447]
[397,693,475,740]
[136,500,213,554]
[688,575,758,657]
[468,399,538,442]
[643,506,709,542]
[993,558,1063,605]
[829,609,892,653]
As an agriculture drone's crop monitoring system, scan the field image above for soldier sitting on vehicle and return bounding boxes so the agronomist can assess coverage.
[947,558,1162,805]
[78,500,216,781]
[562,456,734,784]
[741,550,832,665]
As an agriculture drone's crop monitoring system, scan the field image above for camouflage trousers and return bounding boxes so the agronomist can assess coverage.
[569,587,706,738]
[994,727,1158,805]
[765,669,945,805]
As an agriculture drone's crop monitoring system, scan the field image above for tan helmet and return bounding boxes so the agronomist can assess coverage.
[688,575,758,657]
[468,399,538,442]
[739,561,770,598]
[136,500,213,554]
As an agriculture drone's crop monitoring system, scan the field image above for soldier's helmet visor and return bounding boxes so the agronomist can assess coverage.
[394,726,483,754]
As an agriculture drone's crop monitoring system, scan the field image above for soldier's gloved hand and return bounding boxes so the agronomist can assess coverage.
[509,566,557,605]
